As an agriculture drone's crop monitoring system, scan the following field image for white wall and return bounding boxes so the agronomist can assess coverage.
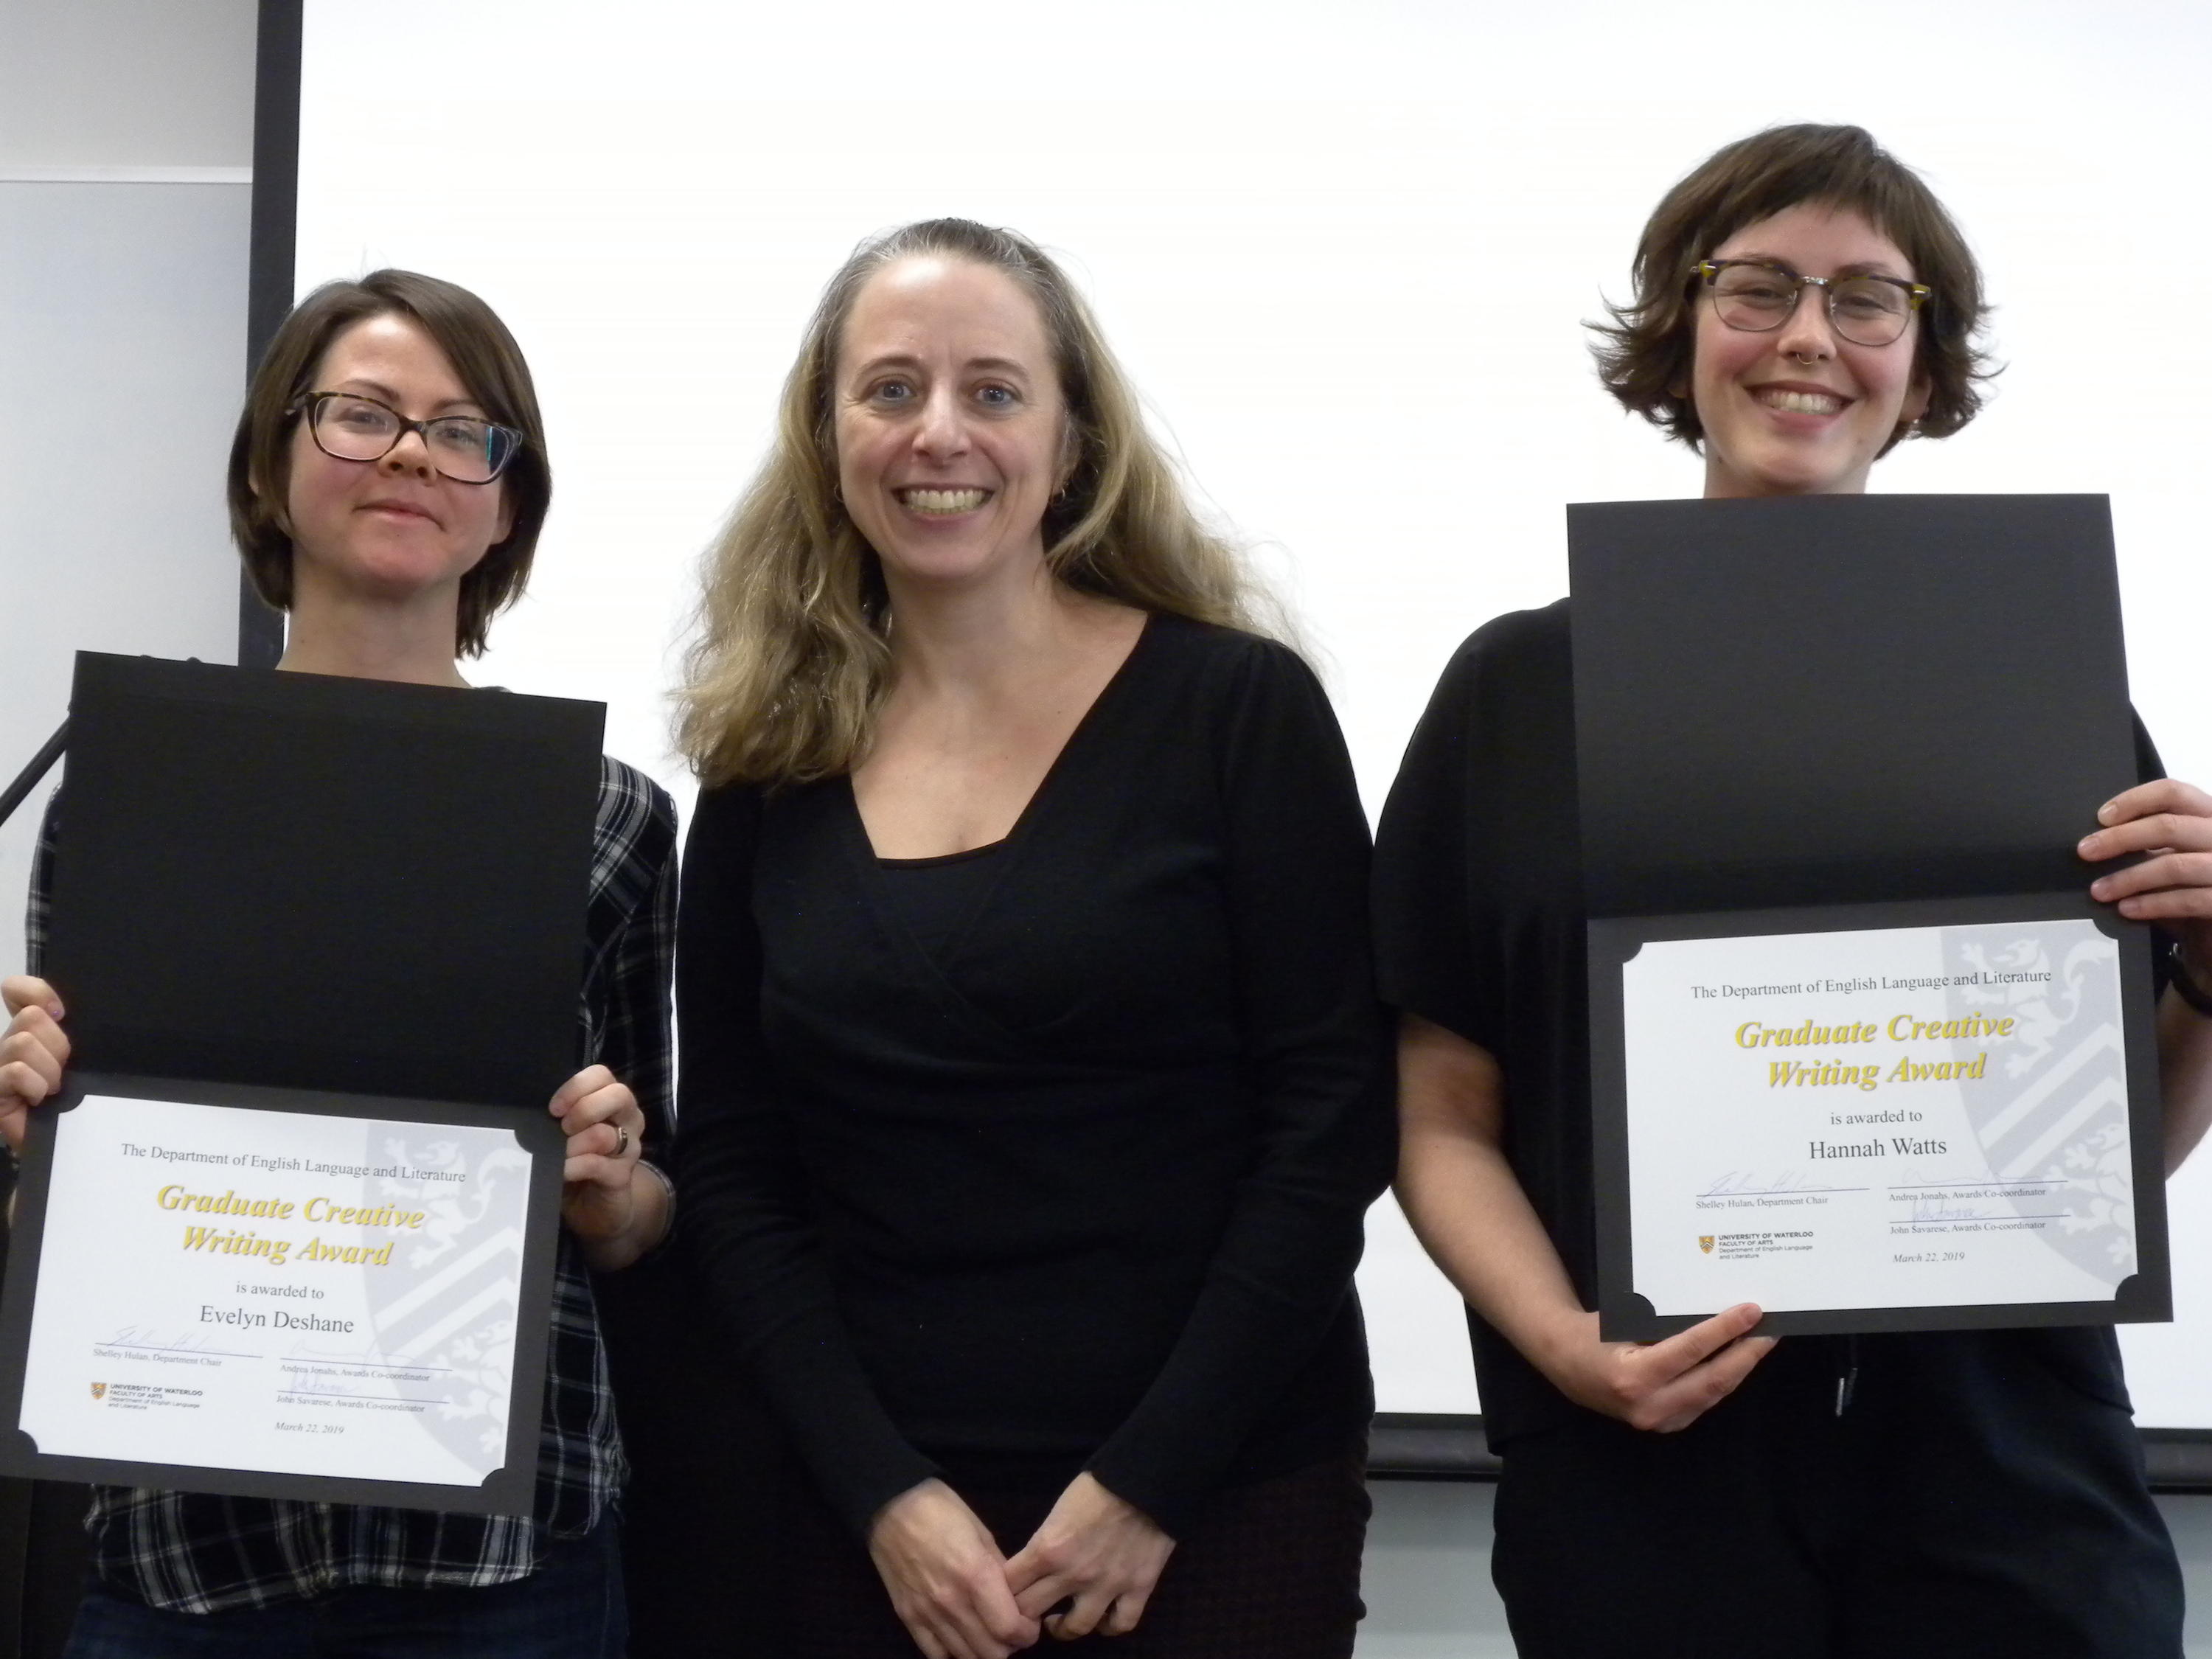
[293,0,2212,1428]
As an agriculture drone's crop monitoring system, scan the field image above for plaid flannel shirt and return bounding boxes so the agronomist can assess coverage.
[23,756,676,1613]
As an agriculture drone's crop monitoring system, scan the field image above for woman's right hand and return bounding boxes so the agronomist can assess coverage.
[867,1478,1040,1659]
[1396,1015,1775,1438]
[1534,1302,1776,1433]
[1,976,68,1158]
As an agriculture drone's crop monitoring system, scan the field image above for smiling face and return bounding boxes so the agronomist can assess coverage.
[279,313,515,611]
[1691,202,1932,499]
[833,255,1068,595]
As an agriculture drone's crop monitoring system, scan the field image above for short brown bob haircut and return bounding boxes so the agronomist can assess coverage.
[227,269,551,658]
[1592,124,1994,455]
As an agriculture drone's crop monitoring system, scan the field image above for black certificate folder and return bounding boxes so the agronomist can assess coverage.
[46,654,605,1107]
[0,655,605,1513]
[1572,498,2171,1341]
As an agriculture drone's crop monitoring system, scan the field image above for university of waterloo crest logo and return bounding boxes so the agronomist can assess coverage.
[1698,1237,1715,1255]
[89,1382,106,1401]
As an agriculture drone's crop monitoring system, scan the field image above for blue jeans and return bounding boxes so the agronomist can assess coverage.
[60,1520,627,1659]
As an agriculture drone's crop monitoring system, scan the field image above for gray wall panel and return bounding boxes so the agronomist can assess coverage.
[0,0,255,169]
[0,178,248,973]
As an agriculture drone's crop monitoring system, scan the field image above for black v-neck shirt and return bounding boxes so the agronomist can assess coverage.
[678,614,1396,1538]
[875,841,1008,962]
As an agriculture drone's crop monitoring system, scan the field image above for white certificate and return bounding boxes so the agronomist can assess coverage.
[0,1082,557,1512]
[1593,911,2168,1338]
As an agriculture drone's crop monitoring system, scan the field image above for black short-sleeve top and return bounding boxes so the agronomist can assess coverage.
[1371,600,2169,1446]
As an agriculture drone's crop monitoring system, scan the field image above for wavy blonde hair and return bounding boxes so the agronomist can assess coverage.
[678,219,1265,787]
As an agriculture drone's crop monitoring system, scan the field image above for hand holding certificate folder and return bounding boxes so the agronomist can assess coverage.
[1573,495,2183,1340]
[0,653,609,1513]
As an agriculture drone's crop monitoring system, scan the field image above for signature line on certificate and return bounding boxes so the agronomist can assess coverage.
[1896,1214,2070,1224]
[276,1391,441,1404]
[1701,1186,1870,1195]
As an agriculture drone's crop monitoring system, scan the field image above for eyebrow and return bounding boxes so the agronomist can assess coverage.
[850,353,1036,381]
[332,378,488,416]
[1730,252,1915,280]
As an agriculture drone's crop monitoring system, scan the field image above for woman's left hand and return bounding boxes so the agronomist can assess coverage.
[2081,780,2212,961]
[2085,779,2212,1172]
[1003,1472,1175,1641]
[549,1063,661,1265]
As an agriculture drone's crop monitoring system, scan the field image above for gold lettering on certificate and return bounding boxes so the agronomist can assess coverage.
[1732,1013,2015,1048]
[156,1186,426,1270]
[1721,1011,2019,1100]
[156,1184,297,1218]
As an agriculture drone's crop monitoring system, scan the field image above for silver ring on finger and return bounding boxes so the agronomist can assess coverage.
[614,1122,630,1159]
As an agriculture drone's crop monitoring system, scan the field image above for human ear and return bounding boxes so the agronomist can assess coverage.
[1666,318,1700,403]
[1054,418,1081,498]
[248,461,296,536]
[1899,373,1933,435]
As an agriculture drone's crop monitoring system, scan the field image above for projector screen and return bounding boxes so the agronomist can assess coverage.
[294,0,2212,1425]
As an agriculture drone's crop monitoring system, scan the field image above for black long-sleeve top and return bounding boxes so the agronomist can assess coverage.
[678,613,1395,1539]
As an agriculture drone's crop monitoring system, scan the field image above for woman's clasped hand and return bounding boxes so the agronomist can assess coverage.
[1002,1474,1176,1642]
[866,1474,1173,1659]
[869,1481,1039,1659]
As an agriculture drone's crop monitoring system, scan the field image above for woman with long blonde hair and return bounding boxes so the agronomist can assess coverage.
[675,219,1393,1659]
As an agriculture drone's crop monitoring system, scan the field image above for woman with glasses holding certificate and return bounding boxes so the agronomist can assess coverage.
[675,218,1394,1659]
[1377,123,2212,1657]
[0,271,672,1657]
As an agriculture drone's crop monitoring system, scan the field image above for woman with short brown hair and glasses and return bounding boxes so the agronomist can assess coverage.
[1,269,672,1658]
[1377,123,2211,1657]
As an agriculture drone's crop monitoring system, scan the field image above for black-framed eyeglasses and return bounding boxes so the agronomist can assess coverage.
[1691,260,1932,349]
[291,391,524,485]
